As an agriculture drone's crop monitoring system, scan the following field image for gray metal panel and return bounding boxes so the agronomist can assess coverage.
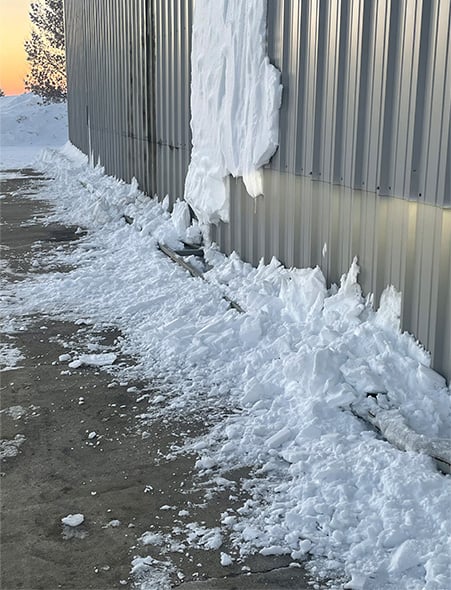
[265,0,451,207]
[151,0,192,203]
[65,0,450,206]
[64,0,89,154]
[64,0,191,199]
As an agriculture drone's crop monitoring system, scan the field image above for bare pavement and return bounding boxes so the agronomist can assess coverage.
[0,170,328,589]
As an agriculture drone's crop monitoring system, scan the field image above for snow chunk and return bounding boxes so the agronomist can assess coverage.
[260,545,288,556]
[130,555,173,590]
[266,427,293,449]
[0,341,24,371]
[68,359,82,369]
[388,540,421,574]
[61,513,84,527]
[186,523,223,550]
[0,434,26,459]
[220,552,233,566]
[79,352,117,366]
[171,199,191,238]
[184,0,282,225]
[140,532,164,546]
[376,285,402,331]
[343,573,368,589]
[69,353,117,368]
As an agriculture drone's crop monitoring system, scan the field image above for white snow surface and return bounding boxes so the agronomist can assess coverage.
[184,0,282,225]
[0,94,67,167]
[130,556,173,590]
[0,340,24,371]
[2,99,451,590]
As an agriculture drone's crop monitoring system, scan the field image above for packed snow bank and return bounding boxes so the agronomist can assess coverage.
[0,94,67,167]
[184,0,282,225]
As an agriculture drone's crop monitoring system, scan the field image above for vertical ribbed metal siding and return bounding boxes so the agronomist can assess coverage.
[64,0,450,205]
[153,0,192,201]
[64,0,191,202]
[64,0,89,155]
[265,0,450,207]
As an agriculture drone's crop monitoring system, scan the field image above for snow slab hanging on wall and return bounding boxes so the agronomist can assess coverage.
[184,0,282,226]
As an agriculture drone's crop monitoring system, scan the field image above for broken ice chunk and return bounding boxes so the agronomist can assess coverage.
[61,513,84,527]
[220,552,233,566]
[68,359,82,369]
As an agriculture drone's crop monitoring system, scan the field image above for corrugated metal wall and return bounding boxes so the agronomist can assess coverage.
[262,0,451,207]
[64,0,191,199]
[64,0,450,380]
[153,0,192,199]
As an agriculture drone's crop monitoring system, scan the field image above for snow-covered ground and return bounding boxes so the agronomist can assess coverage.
[1,96,450,590]
[0,94,67,168]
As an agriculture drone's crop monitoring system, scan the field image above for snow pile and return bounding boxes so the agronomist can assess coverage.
[1,406,27,420]
[184,0,282,225]
[1,98,450,589]
[67,352,117,368]
[0,339,24,371]
[0,434,26,459]
[0,94,67,167]
[130,555,173,590]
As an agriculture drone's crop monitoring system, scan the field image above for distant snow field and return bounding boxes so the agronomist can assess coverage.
[0,93,67,168]
[1,93,450,590]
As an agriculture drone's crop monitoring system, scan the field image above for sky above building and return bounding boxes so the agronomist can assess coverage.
[0,0,32,95]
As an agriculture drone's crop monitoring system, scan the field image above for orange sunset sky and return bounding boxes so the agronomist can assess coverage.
[0,0,32,95]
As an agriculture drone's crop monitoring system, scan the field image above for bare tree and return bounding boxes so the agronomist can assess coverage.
[24,0,66,103]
